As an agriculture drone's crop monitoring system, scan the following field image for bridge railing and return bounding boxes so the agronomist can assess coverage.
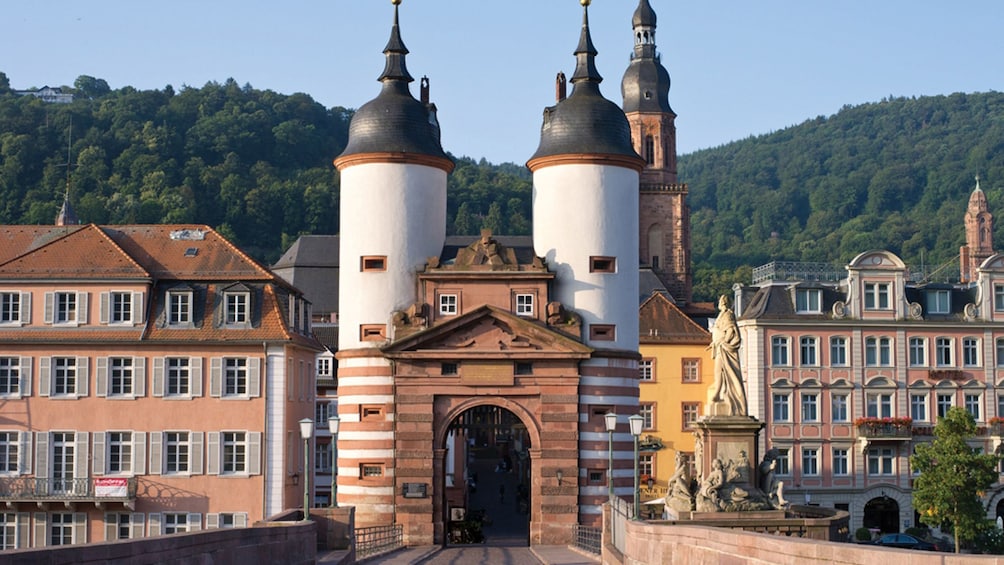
[355,523,403,560]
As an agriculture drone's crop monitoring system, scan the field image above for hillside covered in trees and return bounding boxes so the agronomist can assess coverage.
[2,71,1003,300]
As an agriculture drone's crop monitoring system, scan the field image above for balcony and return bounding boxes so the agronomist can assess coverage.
[855,418,912,440]
[0,477,138,508]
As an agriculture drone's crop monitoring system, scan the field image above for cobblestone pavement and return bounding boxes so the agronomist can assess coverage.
[420,546,542,564]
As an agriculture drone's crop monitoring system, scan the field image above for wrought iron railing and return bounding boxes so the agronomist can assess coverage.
[572,523,601,555]
[856,424,912,439]
[355,524,403,559]
[0,477,137,501]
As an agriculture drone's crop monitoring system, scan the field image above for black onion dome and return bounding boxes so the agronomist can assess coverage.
[337,3,449,164]
[632,0,657,27]
[529,4,640,163]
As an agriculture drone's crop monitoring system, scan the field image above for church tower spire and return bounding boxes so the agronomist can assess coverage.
[622,0,691,303]
[961,175,994,283]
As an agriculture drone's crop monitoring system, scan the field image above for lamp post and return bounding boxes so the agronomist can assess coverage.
[299,418,314,522]
[328,415,340,508]
[628,414,644,520]
[604,412,617,502]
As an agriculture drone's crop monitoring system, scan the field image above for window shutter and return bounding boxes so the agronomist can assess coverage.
[18,431,31,474]
[191,357,203,397]
[104,513,116,541]
[39,358,50,397]
[235,513,248,528]
[132,292,144,325]
[152,357,164,397]
[77,357,89,397]
[288,295,295,330]
[149,432,162,475]
[34,433,48,480]
[78,292,88,324]
[19,357,31,397]
[73,513,86,544]
[134,357,146,397]
[148,513,161,537]
[75,432,89,482]
[248,357,261,398]
[20,292,31,325]
[210,358,222,397]
[207,432,220,475]
[248,432,262,475]
[92,432,105,475]
[96,358,108,397]
[188,513,202,532]
[33,512,47,547]
[206,513,219,529]
[17,512,29,548]
[100,292,110,324]
[130,513,144,539]
[44,292,53,324]
[133,432,146,475]
[191,432,204,475]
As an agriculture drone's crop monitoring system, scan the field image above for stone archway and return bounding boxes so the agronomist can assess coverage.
[863,496,901,533]
[434,398,543,547]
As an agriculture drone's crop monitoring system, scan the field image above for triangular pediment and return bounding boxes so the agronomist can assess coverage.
[384,305,593,359]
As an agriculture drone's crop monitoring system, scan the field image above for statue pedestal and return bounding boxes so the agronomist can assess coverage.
[693,415,764,485]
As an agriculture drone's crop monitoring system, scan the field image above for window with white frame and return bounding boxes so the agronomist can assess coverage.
[222,432,247,474]
[831,393,849,422]
[639,454,653,478]
[224,358,247,397]
[866,393,893,418]
[317,357,332,378]
[909,337,927,366]
[108,432,133,475]
[682,402,700,430]
[772,393,790,422]
[965,393,981,420]
[50,512,74,545]
[0,292,25,325]
[795,289,822,313]
[54,292,79,324]
[639,359,654,382]
[53,357,78,396]
[164,513,194,534]
[166,357,190,396]
[438,294,457,316]
[865,336,892,366]
[910,394,928,422]
[936,393,953,418]
[996,284,1004,311]
[927,290,950,314]
[864,282,890,310]
[106,512,140,540]
[800,337,818,366]
[999,394,1004,421]
[211,513,246,529]
[830,336,847,366]
[109,292,133,324]
[935,337,954,366]
[775,448,790,475]
[682,359,700,383]
[640,403,655,430]
[801,448,819,476]
[997,338,1004,367]
[165,432,191,474]
[867,447,895,475]
[109,358,134,396]
[963,337,980,367]
[0,512,18,549]
[771,337,790,366]
[0,432,18,474]
[168,291,192,326]
[0,358,20,397]
[832,448,849,476]
[316,442,331,473]
[515,293,534,316]
[801,393,819,422]
[225,291,249,325]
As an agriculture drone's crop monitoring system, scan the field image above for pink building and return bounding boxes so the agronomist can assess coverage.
[0,224,320,549]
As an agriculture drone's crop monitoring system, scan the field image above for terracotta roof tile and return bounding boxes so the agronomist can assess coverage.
[0,225,147,279]
[0,226,84,264]
[639,292,710,344]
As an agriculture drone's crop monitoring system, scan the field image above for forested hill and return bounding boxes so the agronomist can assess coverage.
[682,91,1004,298]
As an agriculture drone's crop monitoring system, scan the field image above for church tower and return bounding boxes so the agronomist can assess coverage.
[528,0,645,523]
[961,175,994,283]
[332,0,453,524]
[622,0,692,303]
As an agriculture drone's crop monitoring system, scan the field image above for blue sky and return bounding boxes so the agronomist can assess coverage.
[2,1,1001,165]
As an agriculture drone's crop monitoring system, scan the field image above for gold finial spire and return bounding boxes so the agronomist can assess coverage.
[581,0,591,6]
[392,0,401,5]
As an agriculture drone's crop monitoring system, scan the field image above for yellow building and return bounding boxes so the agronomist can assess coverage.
[638,292,712,505]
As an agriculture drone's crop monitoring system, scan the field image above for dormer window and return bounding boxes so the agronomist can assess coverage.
[439,294,458,316]
[168,290,192,326]
[926,290,950,314]
[795,289,821,313]
[864,282,890,310]
[515,293,534,317]
[225,291,249,325]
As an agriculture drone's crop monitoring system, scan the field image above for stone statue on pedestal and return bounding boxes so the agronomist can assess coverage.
[706,295,747,417]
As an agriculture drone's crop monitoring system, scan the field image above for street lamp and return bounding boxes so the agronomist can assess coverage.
[299,418,314,522]
[628,414,644,520]
[604,412,617,502]
[328,414,340,508]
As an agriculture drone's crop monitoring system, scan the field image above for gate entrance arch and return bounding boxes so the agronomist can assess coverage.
[863,496,900,533]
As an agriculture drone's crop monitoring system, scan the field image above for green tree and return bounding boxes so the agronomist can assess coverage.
[911,407,1000,553]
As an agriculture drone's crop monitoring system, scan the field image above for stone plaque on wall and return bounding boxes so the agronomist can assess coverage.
[461,361,514,386]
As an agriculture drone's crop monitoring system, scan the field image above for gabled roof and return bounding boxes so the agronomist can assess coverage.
[272,235,339,269]
[383,304,593,359]
[0,224,148,279]
[0,225,85,264]
[639,291,710,345]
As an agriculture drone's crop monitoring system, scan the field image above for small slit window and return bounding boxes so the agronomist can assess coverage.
[360,324,386,341]
[360,404,385,421]
[590,256,616,273]
[439,294,458,316]
[590,324,616,341]
[361,463,384,478]
[361,256,387,272]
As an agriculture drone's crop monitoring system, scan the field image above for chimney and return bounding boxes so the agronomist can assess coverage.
[420,76,430,104]
[555,72,567,102]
